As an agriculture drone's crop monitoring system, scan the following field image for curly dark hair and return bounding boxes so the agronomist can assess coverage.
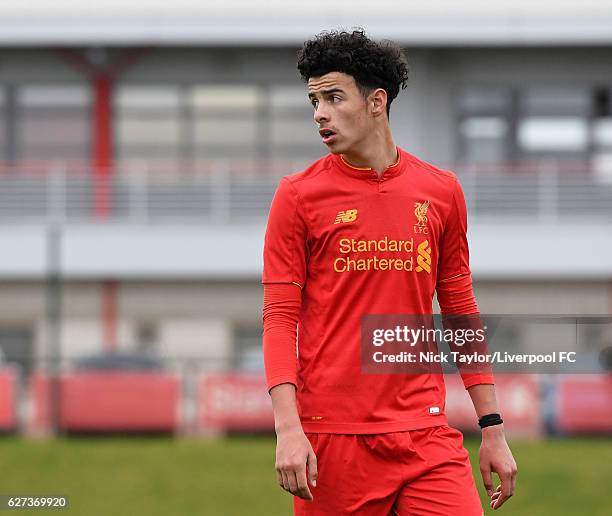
[297,29,409,117]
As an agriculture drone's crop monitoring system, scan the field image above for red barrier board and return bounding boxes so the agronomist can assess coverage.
[60,372,180,431]
[197,373,543,435]
[0,367,18,431]
[199,374,273,431]
[556,375,612,433]
[28,372,180,432]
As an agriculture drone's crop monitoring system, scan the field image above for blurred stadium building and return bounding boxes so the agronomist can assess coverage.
[0,1,611,435]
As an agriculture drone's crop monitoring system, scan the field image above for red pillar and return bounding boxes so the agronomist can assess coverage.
[94,74,117,350]
[55,49,149,353]
[102,281,118,352]
[93,73,112,219]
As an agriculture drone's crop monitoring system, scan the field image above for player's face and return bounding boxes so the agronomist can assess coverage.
[307,72,371,154]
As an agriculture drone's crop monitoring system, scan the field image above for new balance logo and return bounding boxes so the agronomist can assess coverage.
[334,209,358,224]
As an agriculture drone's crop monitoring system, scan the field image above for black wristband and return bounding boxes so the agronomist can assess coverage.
[478,413,503,429]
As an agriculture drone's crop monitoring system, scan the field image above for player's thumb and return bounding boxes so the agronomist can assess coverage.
[480,467,493,497]
[307,449,318,487]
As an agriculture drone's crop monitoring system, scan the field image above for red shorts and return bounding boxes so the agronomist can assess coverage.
[294,425,484,516]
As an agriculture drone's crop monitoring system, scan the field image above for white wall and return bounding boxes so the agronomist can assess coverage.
[1,1,612,45]
[158,319,232,367]
[1,222,611,281]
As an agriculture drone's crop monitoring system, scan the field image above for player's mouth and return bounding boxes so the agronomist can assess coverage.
[319,128,337,145]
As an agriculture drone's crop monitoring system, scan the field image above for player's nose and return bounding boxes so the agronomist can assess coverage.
[314,106,330,125]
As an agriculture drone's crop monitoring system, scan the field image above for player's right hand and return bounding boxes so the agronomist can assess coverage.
[275,427,318,501]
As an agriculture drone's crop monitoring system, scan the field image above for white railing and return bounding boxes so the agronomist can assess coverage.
[1,160,611,224]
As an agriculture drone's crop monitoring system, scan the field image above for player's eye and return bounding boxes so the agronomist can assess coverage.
[310,99,318,108]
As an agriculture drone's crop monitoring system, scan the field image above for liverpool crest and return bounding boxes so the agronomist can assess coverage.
[413,201,430,234]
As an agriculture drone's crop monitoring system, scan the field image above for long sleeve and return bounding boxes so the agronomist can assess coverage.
[261,176,309,392]
[436,178,494,389]
[262,274,302,392]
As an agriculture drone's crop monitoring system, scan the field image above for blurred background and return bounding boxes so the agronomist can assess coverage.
[0,1,611,515]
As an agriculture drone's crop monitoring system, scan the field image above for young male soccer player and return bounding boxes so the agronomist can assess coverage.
[262,29,517,515]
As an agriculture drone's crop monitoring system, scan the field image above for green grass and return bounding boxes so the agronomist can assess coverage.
[467,436,612,515]
[0,435,610,515]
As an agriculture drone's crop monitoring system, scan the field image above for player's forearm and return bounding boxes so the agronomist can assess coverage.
[437,275,496,388]
[262,283,303,434]
[468,384,507,440]
[466,383,499,418]
[270,383,303,433]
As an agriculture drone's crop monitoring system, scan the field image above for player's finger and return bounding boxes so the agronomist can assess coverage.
[480,465,493,497]
[276,468,284,489]
[295,465,313,501]
[492,475,513,509]
[502,472,514,498]
[490,484,502,509]
[491,489,505,509]
[492,494,510,510]
[287,469,299,495]
[510,465,518,495]
[307,449,318,487]
[495,467,517,509]
[281,470,290,491]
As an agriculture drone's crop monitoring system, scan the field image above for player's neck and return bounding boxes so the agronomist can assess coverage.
[341,125,397,177]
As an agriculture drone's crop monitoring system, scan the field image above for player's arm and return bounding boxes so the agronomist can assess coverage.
[263,283,317,501]
[270,382,318,501]
[436,177,517,510]
[467,384,517,510]
[262,178,317,501]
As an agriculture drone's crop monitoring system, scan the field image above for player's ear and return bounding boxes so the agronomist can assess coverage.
[369,88,388,117]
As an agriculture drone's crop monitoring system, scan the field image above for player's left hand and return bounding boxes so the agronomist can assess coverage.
[478,424,517,510]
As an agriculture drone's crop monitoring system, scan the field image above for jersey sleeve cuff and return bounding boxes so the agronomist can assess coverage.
[266,376,298,393]
[461,373,495,389]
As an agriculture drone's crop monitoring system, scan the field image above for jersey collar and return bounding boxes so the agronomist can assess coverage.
[332,147,404,180]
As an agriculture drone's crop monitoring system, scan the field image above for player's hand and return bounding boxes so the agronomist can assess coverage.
[275,426,318,501]
[478,424,517,510]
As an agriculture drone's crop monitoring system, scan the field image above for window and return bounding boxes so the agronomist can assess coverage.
[521,87,590,115]
[518,117,588,152]
[459,117,509,163]
[16,84,91,161]
[455,87,512,164]
[457,88,511,113]
[0,88,6,161]
[112,82,325,165]
[135,322,159,354]
[455,85,612,166]
[115,85,182,161]
[0,327,33,376]
[269,86,321,159]
[190,85,259,159]
[593,118,612,146]
[233,327,264,373]
[592,88,612,182]
[517,86,590,159]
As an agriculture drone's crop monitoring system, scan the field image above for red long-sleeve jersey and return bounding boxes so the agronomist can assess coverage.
[262,147,493,434]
